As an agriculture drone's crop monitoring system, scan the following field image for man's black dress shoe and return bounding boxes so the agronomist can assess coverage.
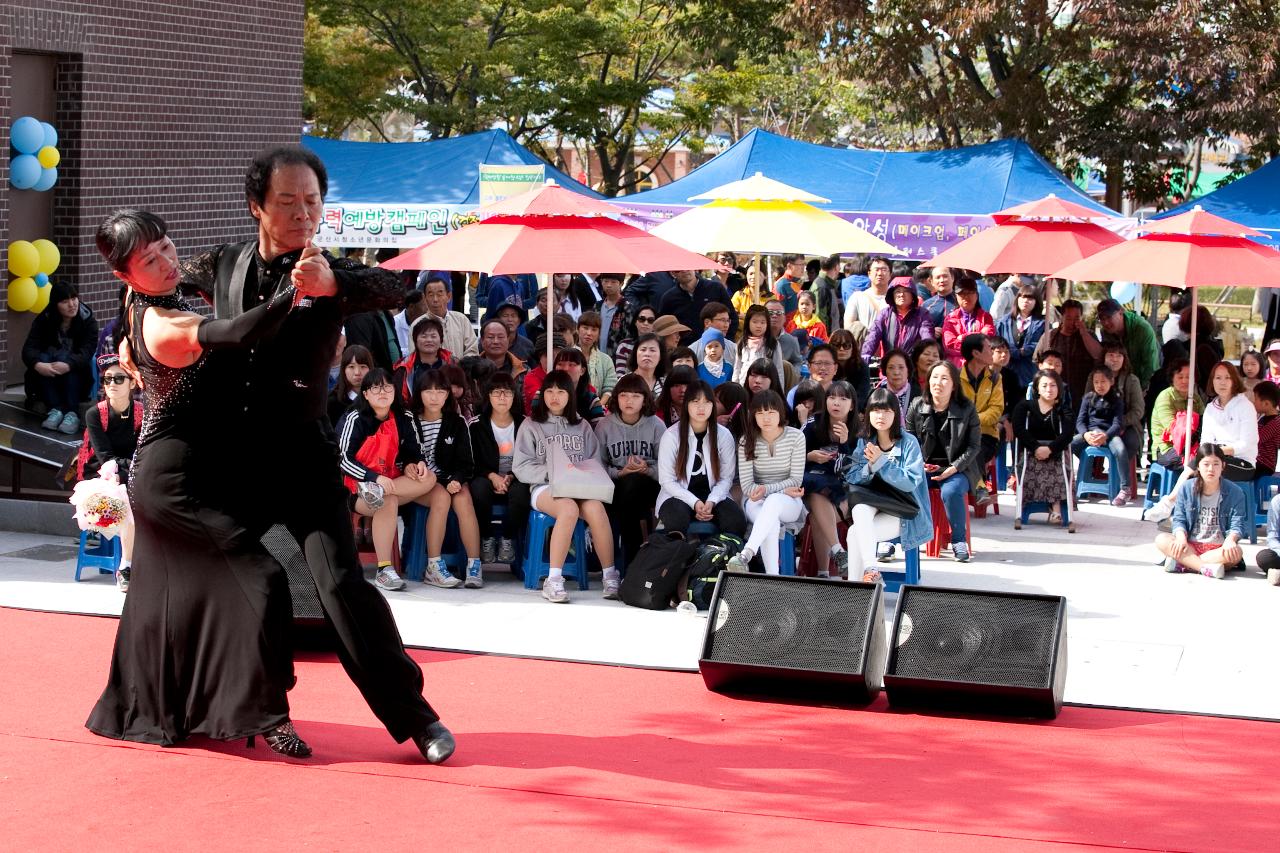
[412,721,455,765]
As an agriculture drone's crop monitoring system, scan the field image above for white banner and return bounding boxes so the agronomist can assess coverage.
[314,203,480,249]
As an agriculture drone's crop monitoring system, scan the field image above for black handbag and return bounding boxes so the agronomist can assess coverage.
[846,474,920,519]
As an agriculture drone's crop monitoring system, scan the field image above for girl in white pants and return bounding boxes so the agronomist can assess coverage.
[727,389,807,575]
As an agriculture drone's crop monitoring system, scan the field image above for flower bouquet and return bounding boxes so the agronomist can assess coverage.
[69,459,131,539]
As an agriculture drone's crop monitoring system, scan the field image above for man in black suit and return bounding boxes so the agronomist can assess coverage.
[179,145,455,764]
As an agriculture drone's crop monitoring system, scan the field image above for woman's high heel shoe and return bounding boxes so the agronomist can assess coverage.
[246,720,312,758]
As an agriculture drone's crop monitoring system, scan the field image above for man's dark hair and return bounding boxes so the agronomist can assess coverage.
[1060,299,1085,315]
[780,253,804,267]
[891,260,912,278]
[821,254,840,273]
[1095,298,1123,318]
[95,209,168,272]
[700,301,730,325]
[245,145,328,207]
[404,290,424,307]
[1036,348,1064,364]
[961,333,988,362]
[1254,380,1280,407]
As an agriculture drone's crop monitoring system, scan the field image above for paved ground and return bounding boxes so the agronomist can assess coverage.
[2,489,1277,720]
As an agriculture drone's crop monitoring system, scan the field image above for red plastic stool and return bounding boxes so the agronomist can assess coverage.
[971,460,1000,518]
[925,488,971,558]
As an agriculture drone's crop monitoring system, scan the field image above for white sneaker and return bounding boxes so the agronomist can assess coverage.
[1268,568,1280,586]
[480,538,497,564]
[602,572,620,600]
[1200,562,1225,580]
[1163,557,1181,573]
[375,567,406,591]
[464,561,483,589]
[542,575,569,603]
[423,559,462,588]
[876,542,895,562]
[1144,500,1173,523]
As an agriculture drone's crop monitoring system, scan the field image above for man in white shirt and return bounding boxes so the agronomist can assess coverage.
[843,256,892,332]
[423,274,479,358]
[394,290,428,354]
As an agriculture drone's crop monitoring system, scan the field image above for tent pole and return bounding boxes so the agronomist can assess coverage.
[752,252,762,305]
[1185,289,1198,463]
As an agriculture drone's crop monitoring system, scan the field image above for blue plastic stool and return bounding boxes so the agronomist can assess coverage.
[1254,475,1280,534]
[686,521,718,539]
[1018,500,1072,530]
[75,530,121,581]
[995,440,1010,489]
[778,530,796,576]
[880,536,921,594]
[1143,462,1177,514]
[1075,446,1121,501]
[401,504,467,582]
[1240,478,1259,545]
[522,510,589,590]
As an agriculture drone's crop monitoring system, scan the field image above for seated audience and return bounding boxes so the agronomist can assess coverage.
[696,328,731,388]
[1102,342,1145,479]
[1071,366,1132,505]
[468,373,524,567]
[911,338,942,392]
[844,387,932,582]
[862,280,934,364]
[669,346,697,370]
[877,347,916,425]
[655,365,696,426]
[1155,444,1246,579]
[625,332,668,397]
[906,361,983,562]
[81,353,143,592]
[596,374,664,561]
[554,347,606,424]
[478,318,527,385]
[957,333,1002,502]
[575,311,617,408]
[1254,380,1280,478]
[802,380,857,578]
[714,381,750,446]
[1256,488,1280,585]
[1240,350,1265,399]
[733,304,786,384]
[513,370,617,604]
[329,344,375,430]
[1012,370,1074,525]
[726,390,807,576]
[941,278,995,367]
[393,315,451,403]
[657,379,746,538]
[23,281,98,434]
[994,285,1045,387]
[786,290,829,342]
[614,306,658,374]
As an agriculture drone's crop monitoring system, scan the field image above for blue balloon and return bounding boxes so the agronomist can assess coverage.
[34,273,49,287]
[41,122,57,149]
[33,166,57,192]
[10,116,44,154]
[10,154,41,189]
[1110,281,1140,304]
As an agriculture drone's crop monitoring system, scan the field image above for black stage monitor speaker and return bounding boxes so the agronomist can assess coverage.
[884,585,1068,719]
[699,572,887,704]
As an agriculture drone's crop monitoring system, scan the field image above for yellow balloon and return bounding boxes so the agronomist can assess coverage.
[30,282,51,313]
[37,146,60,169]
[7,241,40,278]
[32,239,60,275]
[7,277,37,312]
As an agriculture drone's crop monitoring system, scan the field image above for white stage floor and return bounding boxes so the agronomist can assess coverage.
[3,491,1278,721]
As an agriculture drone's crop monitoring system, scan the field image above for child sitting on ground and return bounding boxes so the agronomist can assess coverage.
[1155,443,1246,579]
[1071,366,1132,505]
[1252,380,1280,479]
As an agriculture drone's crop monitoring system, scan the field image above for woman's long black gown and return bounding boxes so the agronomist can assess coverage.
[87,289,296,746]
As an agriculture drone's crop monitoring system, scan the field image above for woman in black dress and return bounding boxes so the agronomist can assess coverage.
[86,209,321,756]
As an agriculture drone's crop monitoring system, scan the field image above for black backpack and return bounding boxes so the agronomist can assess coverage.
[619,532,698,610]
[682,532,745,610]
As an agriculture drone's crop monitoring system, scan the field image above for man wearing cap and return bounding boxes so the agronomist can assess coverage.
[1096,297,1160,390]
[487,300,533,362]
[652,315,691,353]
[942,278,996,367]
[423,274,478,359]
[658,269,734,346]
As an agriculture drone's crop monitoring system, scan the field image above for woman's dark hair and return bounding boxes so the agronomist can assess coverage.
[860,386,904,442]
[411,316,446,351]
[1209,359,1246,398]
[741,389,788,461]
[911,338,942,376]
[95,209,168,272]
[533,369,581,424]
[812,379,857,443]
[714,381,750,441]
[656,365,697,424]
[1191,443,1228,496]
[740,303,777,355]
[1030,369,1064,403]
[441,363,475,418]
[1179,305,1218,339]
[609,372,656,417]
[880,348,911,385]
[1240,350,1264,380]
[479,372,521,421]
[789,379,825,428]
[554,346,593,399]
[1087,365,1116,393]
[1016,285,1043,318]
[675,379,721,483]
[1165,355,1191,381]
[744,357,783,394]
[828,328,864,375]
[669,345,697,365]
[356,368,400,417]
[926,360,962,406]
[245,144,328,207]
[411,368,459,417]
[337,344,376,399]
[627,332,669,379]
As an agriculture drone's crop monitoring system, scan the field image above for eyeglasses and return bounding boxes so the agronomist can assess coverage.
[366,384,395,394]
[489,389,514,398]
[810,360,836,369]
[102,374,131,385]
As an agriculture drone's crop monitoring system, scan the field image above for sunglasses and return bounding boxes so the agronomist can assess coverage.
[102,374,131,385]
[637,316,656,324]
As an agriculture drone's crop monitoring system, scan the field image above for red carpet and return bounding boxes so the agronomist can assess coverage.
[1,606,1275,851]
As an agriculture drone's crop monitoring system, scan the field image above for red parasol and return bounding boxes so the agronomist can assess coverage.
[921,219,1124,276]
[991,194,1114,223]
[475,180,622,218]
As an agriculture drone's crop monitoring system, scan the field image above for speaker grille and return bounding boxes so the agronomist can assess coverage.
[705,574,876,674]
[261,524,324,621]
[893,589,1059,688]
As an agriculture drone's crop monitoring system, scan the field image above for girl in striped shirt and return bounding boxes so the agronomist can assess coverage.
[727,390,807,575]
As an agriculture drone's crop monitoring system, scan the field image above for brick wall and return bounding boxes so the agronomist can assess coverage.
[1,1,303,379]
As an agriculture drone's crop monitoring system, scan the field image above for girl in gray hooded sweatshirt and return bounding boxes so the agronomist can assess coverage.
[513,370,616,604]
